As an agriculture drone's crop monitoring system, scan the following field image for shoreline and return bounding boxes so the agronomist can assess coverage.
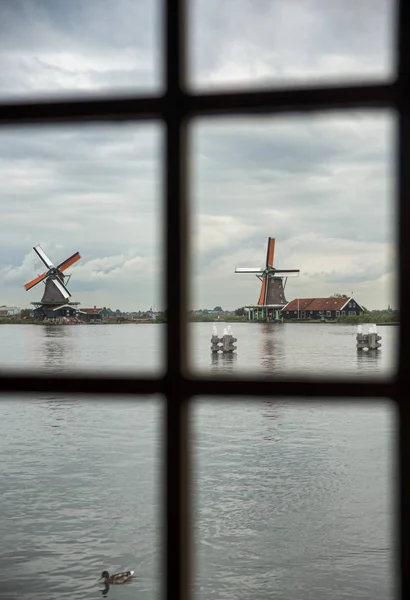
[0,319,399,326]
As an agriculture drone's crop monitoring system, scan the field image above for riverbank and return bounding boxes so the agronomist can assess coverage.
[0,318,156,325]
[0,315,399,326]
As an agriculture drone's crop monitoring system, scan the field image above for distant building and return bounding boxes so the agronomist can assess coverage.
[281,296,363,320]
[0,306,20,318]
[78,307,103,322]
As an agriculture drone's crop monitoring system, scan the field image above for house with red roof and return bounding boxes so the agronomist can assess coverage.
[281,296,363,320]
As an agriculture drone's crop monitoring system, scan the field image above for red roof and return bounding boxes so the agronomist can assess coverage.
[0,310,9,317]
[283,297,354,312]
[79,308,103,315]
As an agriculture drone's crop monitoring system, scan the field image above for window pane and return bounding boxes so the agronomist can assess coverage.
[189,111,397,378]
[0,394,162,599]
[193,398,397,600]
[188,0,395,91]
[0,0,161,101]
[0,123,164,375]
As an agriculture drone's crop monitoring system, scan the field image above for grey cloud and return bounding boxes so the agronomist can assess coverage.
[0,0,161,98]
[0,1,397,310]
[190,0,393,88]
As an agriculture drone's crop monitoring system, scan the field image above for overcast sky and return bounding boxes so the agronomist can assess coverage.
[0,0,396,311]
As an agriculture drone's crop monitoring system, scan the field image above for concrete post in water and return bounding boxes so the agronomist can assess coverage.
[223,326,237,353]
[356,323,382,351]
[211,324,220,354]
[210,324,237,354]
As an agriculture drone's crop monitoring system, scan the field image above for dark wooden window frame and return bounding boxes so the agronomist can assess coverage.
[0,1,408,599]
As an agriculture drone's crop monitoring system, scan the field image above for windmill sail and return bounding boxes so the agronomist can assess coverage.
[24,271,47,291]
[57,252,81,272]
[51,278,71,300]
[33,245,54,269]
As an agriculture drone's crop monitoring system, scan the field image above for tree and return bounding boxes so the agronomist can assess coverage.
[21,308,31,318]
[213,306,223,313]
[235,307,245,316]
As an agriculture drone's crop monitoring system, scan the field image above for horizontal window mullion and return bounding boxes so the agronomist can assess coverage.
[185,82,395,117]
[0,374,402,399]
[0,96,164,127]
[0,83,396,127]
[185,378,398,399]
[0,374,162,395]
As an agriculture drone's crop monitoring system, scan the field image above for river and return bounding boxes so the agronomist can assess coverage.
[0,323,397,599]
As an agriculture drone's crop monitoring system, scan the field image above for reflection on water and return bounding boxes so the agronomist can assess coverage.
[211,353,238,373]
[259,323,283,372]
[0,323,163,374]
[356,348,383,371]
[25,325,75,372]
[43,326,73,370]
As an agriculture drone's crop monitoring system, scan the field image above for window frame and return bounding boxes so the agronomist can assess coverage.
[0,1,408,599]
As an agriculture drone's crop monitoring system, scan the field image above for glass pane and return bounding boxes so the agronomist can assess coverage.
[0,394,162,599]
[0,0,161,101]
[189,0,395,91]
[193,398,397,600]
[189,111,397,378]
[0,123,164,375]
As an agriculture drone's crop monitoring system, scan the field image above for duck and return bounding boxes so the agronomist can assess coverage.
[100,570,134,584]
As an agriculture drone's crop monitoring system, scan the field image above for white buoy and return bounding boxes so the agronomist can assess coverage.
[357,324,362,334]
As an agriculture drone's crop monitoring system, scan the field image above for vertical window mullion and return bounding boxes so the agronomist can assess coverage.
[398,0,410,595]
[165,2,191,600]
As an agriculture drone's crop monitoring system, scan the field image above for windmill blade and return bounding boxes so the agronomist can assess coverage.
[57,251,81,272]
[266,237,275,268]
[273,270,300,277]
[235,267,263,273]
[51,278,71,299]
[257,276,267,305]
[33,245,54,269]
[24,271,47,291]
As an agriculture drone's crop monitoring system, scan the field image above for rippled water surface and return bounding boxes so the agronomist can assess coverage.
[0,323,397,599]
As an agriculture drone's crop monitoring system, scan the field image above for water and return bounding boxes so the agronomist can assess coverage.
[0,322,397,377]
[194,400,396,600]
[0,323,397,599]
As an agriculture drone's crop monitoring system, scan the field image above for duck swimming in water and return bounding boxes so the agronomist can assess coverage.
[100,570,134,584]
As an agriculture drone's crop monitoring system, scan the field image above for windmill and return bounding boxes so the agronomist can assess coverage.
[24,245,81,319]
[235,237,300,320]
